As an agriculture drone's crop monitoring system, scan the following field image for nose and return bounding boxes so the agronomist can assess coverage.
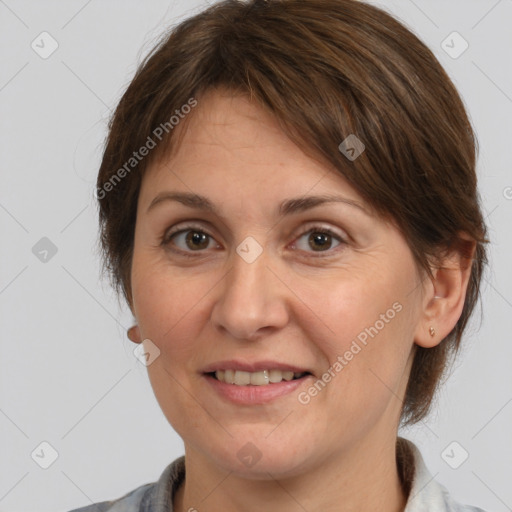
[209,245,290,341]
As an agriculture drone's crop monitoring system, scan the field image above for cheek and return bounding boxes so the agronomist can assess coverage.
[310,264,417,411]
[311,264,409,355]
[134,276,190,336]
[131,256,219,365]
[131,261,217,434]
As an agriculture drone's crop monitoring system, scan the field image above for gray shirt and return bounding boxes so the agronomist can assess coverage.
[68,438,487,512]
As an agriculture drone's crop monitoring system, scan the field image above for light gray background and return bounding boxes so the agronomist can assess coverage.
[1,1,511,511]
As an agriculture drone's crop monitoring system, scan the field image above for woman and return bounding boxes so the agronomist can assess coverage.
[72,0,489,510]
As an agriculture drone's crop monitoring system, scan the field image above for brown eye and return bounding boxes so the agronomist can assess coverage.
[183,230,210,250]
[163,227,217,255]
[308,231,334,251]
[162,224,346,259]
[294,227,345,254]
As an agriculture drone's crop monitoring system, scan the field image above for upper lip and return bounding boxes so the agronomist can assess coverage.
[201,359,312,374]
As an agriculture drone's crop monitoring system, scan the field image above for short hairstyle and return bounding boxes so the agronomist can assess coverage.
[96,0,488,426]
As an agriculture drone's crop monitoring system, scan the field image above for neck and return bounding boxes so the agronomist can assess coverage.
[174,434,409,512]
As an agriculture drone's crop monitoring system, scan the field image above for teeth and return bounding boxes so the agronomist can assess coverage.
[214,369,306,386]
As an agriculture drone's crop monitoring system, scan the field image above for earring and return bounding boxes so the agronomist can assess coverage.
[429,326,435,337]
[127,325,141,343]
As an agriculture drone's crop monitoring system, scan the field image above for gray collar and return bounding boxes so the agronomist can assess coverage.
[101,437,485,512]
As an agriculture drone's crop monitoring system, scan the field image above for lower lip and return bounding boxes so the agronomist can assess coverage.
[203,373,312,405]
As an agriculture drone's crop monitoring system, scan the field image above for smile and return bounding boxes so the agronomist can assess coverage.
[211,369,309,386]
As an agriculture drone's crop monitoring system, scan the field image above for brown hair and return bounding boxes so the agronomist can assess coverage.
[96,0,488,426]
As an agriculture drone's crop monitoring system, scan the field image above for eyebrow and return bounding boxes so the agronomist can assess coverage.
[146,191,370,217]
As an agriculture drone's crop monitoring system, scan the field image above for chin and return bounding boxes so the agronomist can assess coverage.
[201,436,316,480]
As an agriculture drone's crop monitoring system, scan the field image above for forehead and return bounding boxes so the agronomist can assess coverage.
[139,89,366,210]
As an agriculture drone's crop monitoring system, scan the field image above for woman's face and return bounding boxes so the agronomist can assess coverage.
[131,89,426,478]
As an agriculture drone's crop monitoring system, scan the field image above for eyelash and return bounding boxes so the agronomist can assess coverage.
[161,223,347,259]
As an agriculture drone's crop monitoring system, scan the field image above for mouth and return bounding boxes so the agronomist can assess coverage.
[206,369,311,386]
[203,368,313,405]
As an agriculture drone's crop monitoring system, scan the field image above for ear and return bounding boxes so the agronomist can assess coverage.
[127,324,142,344]
[414,233,476,348]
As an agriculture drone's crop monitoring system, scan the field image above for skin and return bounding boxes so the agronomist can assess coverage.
[128,88,474,512]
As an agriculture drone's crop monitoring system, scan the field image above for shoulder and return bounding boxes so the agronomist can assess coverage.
[66,483,153,512]
[66,456,185,512]
[399,438,489,512]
